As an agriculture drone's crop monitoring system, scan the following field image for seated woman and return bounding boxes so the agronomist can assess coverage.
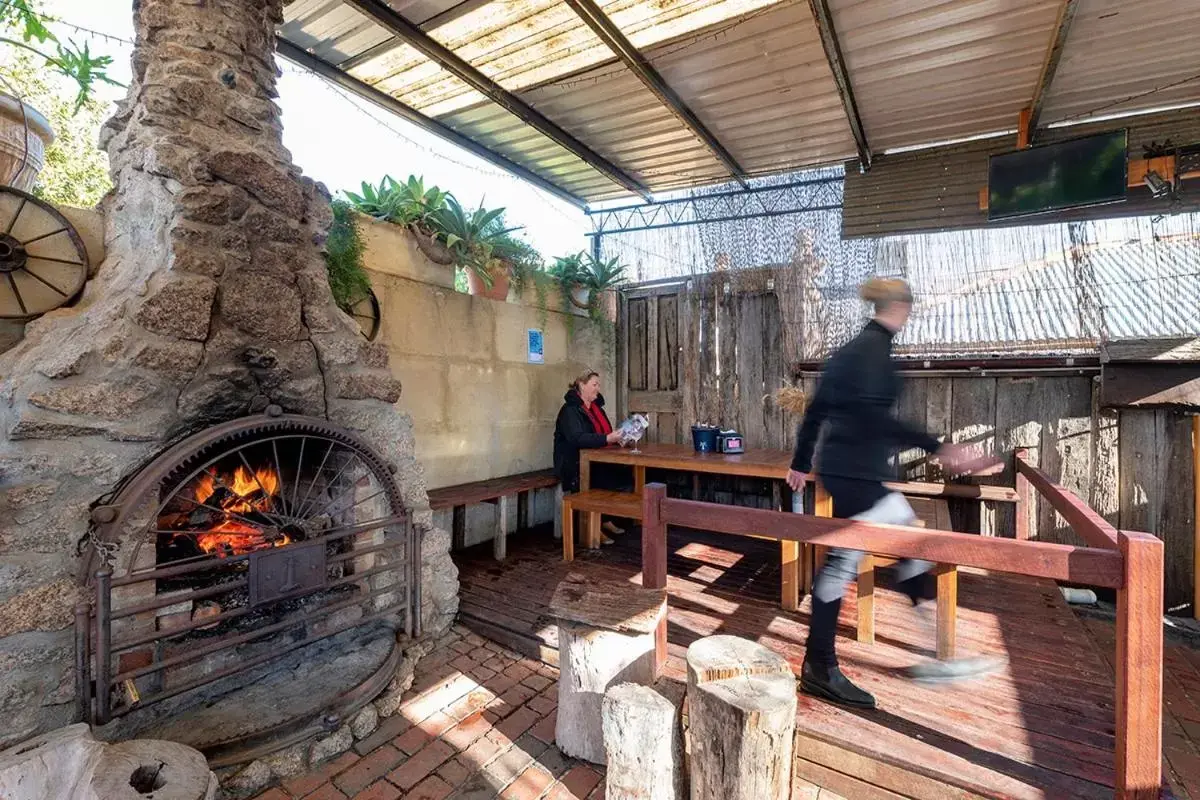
[553,370,629,544]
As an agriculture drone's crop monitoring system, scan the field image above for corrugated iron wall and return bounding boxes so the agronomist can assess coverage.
[842,108,1200,238]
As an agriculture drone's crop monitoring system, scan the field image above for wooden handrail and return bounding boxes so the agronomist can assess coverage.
[640,483,1164,800]
[656,493,1124,589]
[1015,452,1120,550]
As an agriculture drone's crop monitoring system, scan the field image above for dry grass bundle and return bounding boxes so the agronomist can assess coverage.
[771,384,808,415]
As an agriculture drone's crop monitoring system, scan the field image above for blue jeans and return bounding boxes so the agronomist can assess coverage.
[806,477,935,668]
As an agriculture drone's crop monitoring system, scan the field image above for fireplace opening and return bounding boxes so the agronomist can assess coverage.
[77,413,418,760]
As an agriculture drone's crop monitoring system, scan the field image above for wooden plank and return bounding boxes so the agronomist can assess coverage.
[737,293,767,448]
[950,377,997,535]
[1091,383,1121,530]
[627,390,682,413]
[452,505,466,551]
[643,485,669,675]
[1038,377,1095,547]
[1158,411,1195,610]
[995,377,1042,539]
[1101,363,1200,408]
[647,290,660,395]
[1017,454,1119,550]
[563,496,575,562]
[428,469,558,509]
[657,294,679,391]
[792,756,911,800]
[718,285,739,431]
[680,284,700,450]
[1119,410,1157,537]
[659,495,1125,589]
[698,285,719,426]
[657,412,679,445]
[1195,415,1200,620]
[762,293,786,450]
[1115,530,1164,799]
[896,377,930,480]
[617,291,629,420]
[628,297,649,392]
[925,377,953,481]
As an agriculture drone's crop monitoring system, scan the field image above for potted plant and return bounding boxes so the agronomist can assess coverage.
[432,196,519,300]
[345,175,454,265]
[548,252,588,310]
[0,1,118,189]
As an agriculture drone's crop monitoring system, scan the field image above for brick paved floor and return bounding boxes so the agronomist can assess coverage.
[249,626,605,800]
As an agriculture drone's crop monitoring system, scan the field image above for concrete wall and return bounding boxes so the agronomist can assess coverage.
[360,215,612,547]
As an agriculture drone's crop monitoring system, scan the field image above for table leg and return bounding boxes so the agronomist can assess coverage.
[588,511,602,549]
[781,540,800,611]
[563,499,574,562]
[634,465,646,496]
[857,555,875,643]
[936,564,958,660]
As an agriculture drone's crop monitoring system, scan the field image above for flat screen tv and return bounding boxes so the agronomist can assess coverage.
[988,129,1128,220]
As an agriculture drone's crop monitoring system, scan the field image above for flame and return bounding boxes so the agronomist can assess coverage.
[181,464,288,557]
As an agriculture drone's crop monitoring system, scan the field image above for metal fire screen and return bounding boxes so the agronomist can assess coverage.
[76,412,419,726]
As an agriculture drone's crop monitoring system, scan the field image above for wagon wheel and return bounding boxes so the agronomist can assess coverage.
[0,186,89,320]
[346,286,381,341]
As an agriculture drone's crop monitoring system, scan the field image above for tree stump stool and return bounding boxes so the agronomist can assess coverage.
[603,681,685,800]
[686,635,796,800]
[549,573,667,764]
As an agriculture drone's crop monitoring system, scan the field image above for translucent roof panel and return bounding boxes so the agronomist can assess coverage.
[348,0,787,117]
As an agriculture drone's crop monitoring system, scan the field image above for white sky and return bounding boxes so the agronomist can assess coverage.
[39,0,591,259]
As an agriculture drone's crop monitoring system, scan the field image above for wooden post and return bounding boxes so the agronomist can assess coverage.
[563,497,575,562]
[686,636,796,800]
[1193,417,1199,620]
[517,490,530,531]
[781,541,800,612]
[1015,447,1032,541]
[1115,530,1163,800]
[554,484,564,540]
[936,564,958,660]
[856,555,874,644]
[588,510,602,549]
[643,484,668,676]
[452,505,466,551]
[493,495,509,561]
[634,465,647,496]
[581,454,593,546]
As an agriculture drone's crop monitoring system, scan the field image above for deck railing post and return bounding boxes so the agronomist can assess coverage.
[643,483,669,676]
[1115,530,1163,800]
[1015,448,1032,540]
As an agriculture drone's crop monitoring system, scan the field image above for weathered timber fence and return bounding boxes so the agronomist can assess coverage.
[619,279,1196,608]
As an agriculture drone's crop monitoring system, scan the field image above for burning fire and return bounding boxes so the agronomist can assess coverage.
[186,465,288,557]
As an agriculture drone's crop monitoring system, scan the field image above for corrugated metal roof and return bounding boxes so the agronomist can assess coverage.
[1039,0,1200,125]
[277,0,1200,205]
[828,0,1063,151]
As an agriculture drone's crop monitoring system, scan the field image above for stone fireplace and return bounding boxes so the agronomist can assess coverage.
[0,0,457,789]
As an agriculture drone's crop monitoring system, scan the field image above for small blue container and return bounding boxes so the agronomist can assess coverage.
[692,425,719,453]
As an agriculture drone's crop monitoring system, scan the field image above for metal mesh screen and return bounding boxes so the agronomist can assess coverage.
[597,166,1200,360]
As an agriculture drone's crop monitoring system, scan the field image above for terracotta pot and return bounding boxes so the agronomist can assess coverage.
[0,94,54,192]
[408,223,454,265]
[466,261,510,301]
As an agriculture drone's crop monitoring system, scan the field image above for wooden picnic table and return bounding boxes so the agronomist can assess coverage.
[579,443,1017,638]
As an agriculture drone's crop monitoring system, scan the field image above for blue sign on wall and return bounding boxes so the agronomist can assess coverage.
[527,329,544,364]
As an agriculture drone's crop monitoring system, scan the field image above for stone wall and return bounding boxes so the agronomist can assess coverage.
[0,0,456,753]
[360,216,613,546]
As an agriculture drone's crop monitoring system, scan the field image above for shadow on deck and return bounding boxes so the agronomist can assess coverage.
[453,524,1186,800]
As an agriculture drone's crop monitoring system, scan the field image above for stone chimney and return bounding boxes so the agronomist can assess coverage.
[0,0,457,748]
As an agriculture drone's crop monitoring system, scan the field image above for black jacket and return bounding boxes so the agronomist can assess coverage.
[791,320,941,482]
[553,390,611,493]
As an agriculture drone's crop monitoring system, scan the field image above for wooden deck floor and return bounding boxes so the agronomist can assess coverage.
[454,525,1185,800]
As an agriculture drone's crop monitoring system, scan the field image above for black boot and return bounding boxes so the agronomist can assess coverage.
[800,661,877,710]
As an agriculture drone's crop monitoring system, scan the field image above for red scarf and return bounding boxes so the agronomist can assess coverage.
[584,399,612,436]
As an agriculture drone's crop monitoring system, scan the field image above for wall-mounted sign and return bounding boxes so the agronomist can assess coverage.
[527,329,544,364]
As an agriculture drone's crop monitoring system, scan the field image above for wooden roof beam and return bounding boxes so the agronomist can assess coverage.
[807,0,871,170]
[343,0,654,202]
[275,39,589,209]
[1022,0,1080,146]
[562,0,750,189]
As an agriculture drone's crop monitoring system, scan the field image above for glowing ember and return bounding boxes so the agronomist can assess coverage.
[182,465,288,557]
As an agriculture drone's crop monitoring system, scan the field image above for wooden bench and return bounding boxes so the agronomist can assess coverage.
[428,469,558,560]
[561,490,644,561]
